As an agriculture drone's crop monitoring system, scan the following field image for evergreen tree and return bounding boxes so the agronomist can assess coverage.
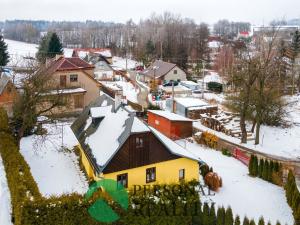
[275,221,281,225]
[224,207,234,225]
[259,159,264,178]
[258,217,265,225]
[242,217,250,225]
[291,30,300,60]
[274,161,279,172]
[249,219,255,225]
[145,39,155,59]
[253,156,258,176]
[262,160,269,180]
[216,207,225,225]
[268,161,274,182]
[234,216,241,225]
[36,32,63,63]
[249,155,254,176]
[203,202,210,225]
[47,32,64,58]
[0,35,9,67]
[209,204,217,225]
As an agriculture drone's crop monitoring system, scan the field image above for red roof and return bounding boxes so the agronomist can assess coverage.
[239,31,249,35]
[46,56,94,74]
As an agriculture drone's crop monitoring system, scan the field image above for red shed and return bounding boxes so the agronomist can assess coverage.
[148,110,193,140]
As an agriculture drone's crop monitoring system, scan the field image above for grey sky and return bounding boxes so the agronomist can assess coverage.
[1,0,300,25]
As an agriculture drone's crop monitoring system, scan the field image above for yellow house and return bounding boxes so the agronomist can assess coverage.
[71,95,201,189]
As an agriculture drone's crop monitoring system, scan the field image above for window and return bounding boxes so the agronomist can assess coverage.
[136,137,144,148]
[179,169,185,181]
[70,74,78,82]
[117,173,128,188]
[146,167,156,183]
[173,69,177,74]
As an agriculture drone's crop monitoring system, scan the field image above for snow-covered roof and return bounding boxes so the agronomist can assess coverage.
[42,88,86,96]
[201,71,223,84]
[180,80,199,86]
[71,94,199,173]
[148,110,193,122]
[208,41,221,48]
[175,97,208,108]
[149,127,200,161]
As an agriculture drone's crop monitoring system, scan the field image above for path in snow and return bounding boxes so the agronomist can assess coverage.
[0,155,13,225]
[20,121,88,197]
[178,140,294,225]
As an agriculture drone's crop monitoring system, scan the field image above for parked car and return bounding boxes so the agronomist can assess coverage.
[163,80,179,87]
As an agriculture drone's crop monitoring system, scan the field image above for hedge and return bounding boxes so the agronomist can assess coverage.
[285,170,300,224]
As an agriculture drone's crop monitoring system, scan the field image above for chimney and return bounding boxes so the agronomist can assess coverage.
[114,92,122,111]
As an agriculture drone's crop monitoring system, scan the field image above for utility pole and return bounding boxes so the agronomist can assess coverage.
[172,80,175,113]
[202,60,206,99]
[160,41,163,60]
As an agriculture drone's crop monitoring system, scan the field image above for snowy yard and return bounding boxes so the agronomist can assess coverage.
[0,155,12,225]
[177,140,294,225]
[194,94,300,160]
[20,120,88,197]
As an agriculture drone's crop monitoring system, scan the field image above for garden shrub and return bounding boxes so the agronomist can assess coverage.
[201,131,218,149]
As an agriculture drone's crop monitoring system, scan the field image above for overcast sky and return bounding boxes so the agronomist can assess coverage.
[1,0,300,25]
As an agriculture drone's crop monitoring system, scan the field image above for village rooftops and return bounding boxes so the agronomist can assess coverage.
[71,94,200,173]
[142,60,177,78]
[148,110,193,122]
[72,48,112,58]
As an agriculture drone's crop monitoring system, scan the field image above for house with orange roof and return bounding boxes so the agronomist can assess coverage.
[43,55,100,115]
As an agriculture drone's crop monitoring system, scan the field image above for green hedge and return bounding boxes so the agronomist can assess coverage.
[285,171,300,224]
[248,155,282,186]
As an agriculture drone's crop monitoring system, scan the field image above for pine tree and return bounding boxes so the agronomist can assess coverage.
[217,207,225,225]
[224,207,234,225]
[209,204,217,225]
[234,216,241,225]
[0,35,9,67]
[47,32,64,58]
[249,155,254,176]
[242,217,250,225]
[262,160,269,181]
[258,217,265,225]
[274,161,279,172]
[259,159,264,178]
[36,32,63,63]
[249,219,255,225]
[268,161,273,182]
[203,202,210,225]
[253,156,258,177]
[275,221,281,225]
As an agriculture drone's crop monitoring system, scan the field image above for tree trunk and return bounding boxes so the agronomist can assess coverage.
[251,120,256,133]
[255,121,261,145]
[240,108,247,143]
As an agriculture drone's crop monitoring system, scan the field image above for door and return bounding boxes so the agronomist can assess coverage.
[60,75,66,87]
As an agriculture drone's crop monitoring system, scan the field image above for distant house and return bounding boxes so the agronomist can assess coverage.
[72,48,112,64]
[90,55,115,81]
[0,72,18,117]
[140,60,187,85]
[71,94,200,188]
[148,110,193,140]
[238,31,250,39]
[44,55,100,115]
[166,97,218,119]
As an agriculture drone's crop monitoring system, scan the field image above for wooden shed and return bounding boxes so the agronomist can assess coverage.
[148,110,193,140]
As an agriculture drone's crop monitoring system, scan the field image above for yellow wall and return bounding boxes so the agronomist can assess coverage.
[78,145,199,188]
[103,158,199,189]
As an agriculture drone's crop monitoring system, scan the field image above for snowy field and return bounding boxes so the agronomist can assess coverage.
[0,155,12,225]
[177,140,294,225]
[5,39,73,66]
[111,56,140,70]
[20,120,88,197]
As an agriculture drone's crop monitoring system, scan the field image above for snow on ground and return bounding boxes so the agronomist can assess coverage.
[20,120,88,197]
[177,140,294,225]
[193,94,300,159]
[111,56,140,70]
[0,155,13,225]
[5,39,73,65]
